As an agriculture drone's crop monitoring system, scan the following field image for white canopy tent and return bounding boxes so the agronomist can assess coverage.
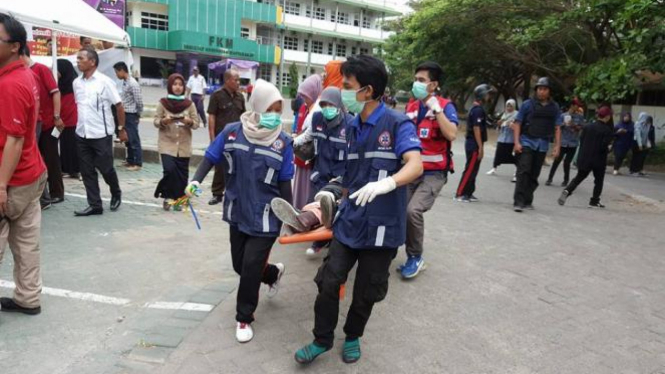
[0,0,132,78]
[0,0,131,47]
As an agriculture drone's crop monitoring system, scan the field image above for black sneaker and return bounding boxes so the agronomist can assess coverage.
[468,195,479,202]
[40,200,52,210]
[208,195,223,205]
[513,205,524,212]
[588,201,606,208]
[545,179,553,186]
[561,180,569,187]
[525,204,535,210]
[558,190,570,206]
[0,297,41,315]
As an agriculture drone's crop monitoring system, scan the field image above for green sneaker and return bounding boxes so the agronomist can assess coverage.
[294,342,330,364]
[342,338,361,363]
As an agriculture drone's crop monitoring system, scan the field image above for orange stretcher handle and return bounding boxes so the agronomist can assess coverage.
[278,227,333,245]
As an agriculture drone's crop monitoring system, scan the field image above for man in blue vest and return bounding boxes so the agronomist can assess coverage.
[512,77,562,212]
[294,55,423,365]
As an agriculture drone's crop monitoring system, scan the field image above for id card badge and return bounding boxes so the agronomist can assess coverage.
[51,127,61,139]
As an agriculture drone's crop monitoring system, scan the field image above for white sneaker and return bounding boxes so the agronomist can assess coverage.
[305,246,324,256]
[511,173,517,183]
[613,170,619,176]
[486,168,497,175]
[236,322,254,343]
[267,263,285,298]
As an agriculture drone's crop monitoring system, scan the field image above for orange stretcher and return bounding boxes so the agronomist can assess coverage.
[278,227,333,245]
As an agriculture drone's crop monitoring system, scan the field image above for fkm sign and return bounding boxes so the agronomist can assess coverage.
[209,36,234,49]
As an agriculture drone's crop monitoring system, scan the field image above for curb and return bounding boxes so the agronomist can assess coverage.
[113,144,207,166]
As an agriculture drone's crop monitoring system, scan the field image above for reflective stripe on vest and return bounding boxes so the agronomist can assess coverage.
[255,148,283,162]
[310,171,320,182]
[264,168,275,184]
[227,200,234,219]
[347,153,360,160]
[346,151,396,160]
[421,154,444,163]
[375,225,386,247]
[262,204,270,232]
[224,143,250,152]
[328,137,346,144]
[312,132,327,140]
[224,152,234,173]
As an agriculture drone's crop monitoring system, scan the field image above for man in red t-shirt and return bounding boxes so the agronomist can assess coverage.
[0,14,47,316]
[21,47,65,207]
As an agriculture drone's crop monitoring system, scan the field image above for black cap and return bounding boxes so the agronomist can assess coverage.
[534,77,551,90]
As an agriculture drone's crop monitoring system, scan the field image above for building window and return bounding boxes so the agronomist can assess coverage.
[277,72,291,87]
[327,43,334,56]
[303,39,309,52]
[305,5,311,17]
[311,40,323,54]
[362,17,371,29]
[258,0,274,4]
[283,36,299,51]
[259,64,272,83]
[336,44,346,56]
[314,7,326,20]
[284,1,300,16]
[336,12,349,25]
[360,47,369,55]
[351,46,357,55]
[141,12,169,31]
[241,27,250,39]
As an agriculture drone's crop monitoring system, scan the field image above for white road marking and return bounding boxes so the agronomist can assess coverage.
[0,280,215,312]
[64,193,223,215]
[143,301,214,312]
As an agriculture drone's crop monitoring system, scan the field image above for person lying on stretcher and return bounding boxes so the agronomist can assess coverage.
[271,178,343,234]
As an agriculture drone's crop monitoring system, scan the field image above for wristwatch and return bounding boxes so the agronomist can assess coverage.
[118,126,125,131]
[54,114,61,120]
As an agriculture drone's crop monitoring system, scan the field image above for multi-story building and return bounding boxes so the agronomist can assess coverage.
[125,0,401,93]
[126,0,283,85]
[264,0,402,90]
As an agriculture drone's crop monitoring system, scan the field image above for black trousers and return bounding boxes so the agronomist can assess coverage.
[229,226,280,323]
[630,146,649,173]
[456,148,481,198]
[613,146,631,171]
[76,135,121,210]
[548,146,577,183]
[313,239,396,348]
[514,147,547,207]
[565,165,606,204]
[38,128,65,200]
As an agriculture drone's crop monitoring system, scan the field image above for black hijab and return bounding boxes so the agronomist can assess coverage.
[57,59,77,95]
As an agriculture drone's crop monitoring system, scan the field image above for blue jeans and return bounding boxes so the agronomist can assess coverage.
[125,113,142,166]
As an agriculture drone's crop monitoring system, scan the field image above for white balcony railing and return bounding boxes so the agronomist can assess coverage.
[283,49,347,66]
[283,14,388,41]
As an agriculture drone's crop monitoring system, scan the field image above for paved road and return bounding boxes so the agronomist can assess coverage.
[1,139,664,374]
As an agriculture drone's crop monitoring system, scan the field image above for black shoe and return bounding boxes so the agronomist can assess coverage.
[558,190,570,206]
[40,200,52,210]
[74,206,103,216]
[208,195,223,205]
[51,196,64,204]
[588,201,606,208]
[561,180,569,187]
[525,204,535,210]
[545,179,553,186]
[68,173,80,179]
[513,205,524,212]
[0,297,41,315]
[110,194,122,211]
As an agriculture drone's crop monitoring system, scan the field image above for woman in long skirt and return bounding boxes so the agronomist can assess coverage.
[57,59,80,179]
[487,99,518,182]
[153,74,200,210]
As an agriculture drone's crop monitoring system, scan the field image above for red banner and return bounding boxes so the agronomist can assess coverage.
[27,27,81,57]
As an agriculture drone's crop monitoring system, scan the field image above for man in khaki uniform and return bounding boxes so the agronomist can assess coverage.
[0,14,47,316]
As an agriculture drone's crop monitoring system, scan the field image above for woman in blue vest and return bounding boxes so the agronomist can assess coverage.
[291,86,354,255]
[185,79,294,343]
[294,55,423,365]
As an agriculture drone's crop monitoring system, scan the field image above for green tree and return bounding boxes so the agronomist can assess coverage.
[288,63,299,99]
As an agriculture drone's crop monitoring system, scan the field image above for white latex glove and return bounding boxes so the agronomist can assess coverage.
[185,181,201,197]
[349,177,397,207]
[425,96,442,113]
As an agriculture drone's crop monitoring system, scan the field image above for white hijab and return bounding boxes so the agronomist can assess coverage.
[242,79,284,146]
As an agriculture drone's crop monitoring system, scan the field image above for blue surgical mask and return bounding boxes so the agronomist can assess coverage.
[259,112,282,129]
[411,81,429,100]
[321,107,339,120]
[342,87,368,114]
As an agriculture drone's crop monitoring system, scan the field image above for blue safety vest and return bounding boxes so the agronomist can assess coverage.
[310,112,354,192]
[333,110,410,249]
[220,122,292,237]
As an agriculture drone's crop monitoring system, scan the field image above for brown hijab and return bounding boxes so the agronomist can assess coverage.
[160,74,193,114]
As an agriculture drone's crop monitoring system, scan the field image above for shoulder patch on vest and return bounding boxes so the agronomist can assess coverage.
[271,139,285,152]
[339,127,346,139]
[228,132,237,141]
[378,130,393,148]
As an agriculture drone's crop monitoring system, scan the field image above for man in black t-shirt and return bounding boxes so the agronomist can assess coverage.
[455,84,493,201]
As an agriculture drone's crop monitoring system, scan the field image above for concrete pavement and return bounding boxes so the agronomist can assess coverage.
[1,138,664,374]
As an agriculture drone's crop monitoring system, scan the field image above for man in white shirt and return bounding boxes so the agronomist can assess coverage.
[73,46,125,216]
[186,66,208,127]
